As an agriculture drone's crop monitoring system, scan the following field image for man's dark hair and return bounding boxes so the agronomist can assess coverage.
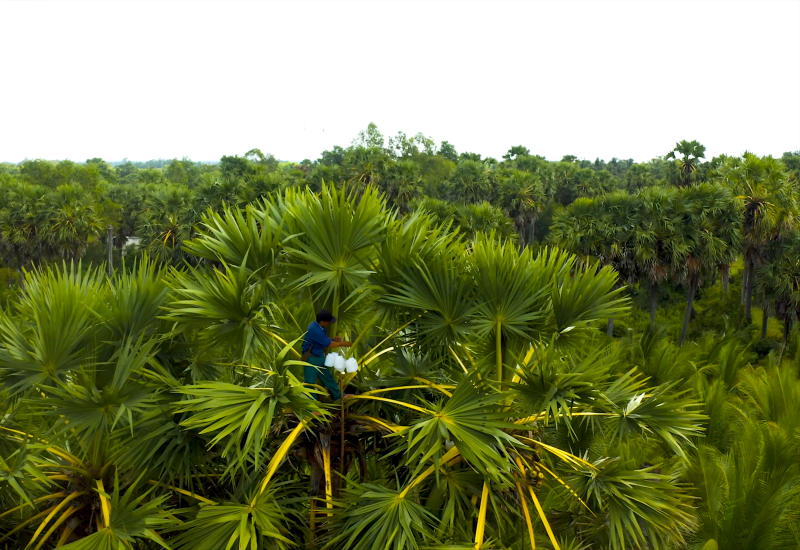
[316,309,337,323]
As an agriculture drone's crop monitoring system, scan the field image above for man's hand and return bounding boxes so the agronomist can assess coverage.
[341,341,353,347]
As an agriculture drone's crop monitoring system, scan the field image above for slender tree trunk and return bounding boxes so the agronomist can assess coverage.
[722,265,730,294]
[607,318,614,337]
[649,283,658,324]
[530,218,536,243]
[680,273,699,346]
[340,394,346,483]
[496,321,503,384]
[16,252,25,291]
[106,225,114,277]
[761,308,769,339]
[779,318,793,365]
[744,260,755,322]
[741,263,749,304]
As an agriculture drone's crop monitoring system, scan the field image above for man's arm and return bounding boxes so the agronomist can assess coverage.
[328,340,352,349]
[329,335,351,348]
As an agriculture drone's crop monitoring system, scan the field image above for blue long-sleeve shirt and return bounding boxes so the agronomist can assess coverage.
[302,321,332,357]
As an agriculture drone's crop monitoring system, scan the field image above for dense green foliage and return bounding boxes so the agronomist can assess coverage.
[2,129,800,549]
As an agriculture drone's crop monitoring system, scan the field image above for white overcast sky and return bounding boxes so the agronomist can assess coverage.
[1,0,799,164]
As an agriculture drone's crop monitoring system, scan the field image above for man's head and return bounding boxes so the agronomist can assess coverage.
[316,309,337,327]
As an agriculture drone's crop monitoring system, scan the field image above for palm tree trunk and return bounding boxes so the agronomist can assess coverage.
[16,252,25,291]
[744,260,755,322]
[680,273,699,346]
[721,265,730,294]
[530,218,536,243]
[761,308,769,339]
[649,283,658,324]
[741,263,749,304]
[778,319,792,365]
[340,395,346,483]
[106,225,114,277]
[495,321,503,384]
[607,318,614,337]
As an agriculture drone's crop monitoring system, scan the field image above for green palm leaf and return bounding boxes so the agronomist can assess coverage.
[184,202,288,280]
[165,260,278,361]
[59,473,177,550]
[326,482,439,550]
[402,375,521,480]
[167,484,295,550]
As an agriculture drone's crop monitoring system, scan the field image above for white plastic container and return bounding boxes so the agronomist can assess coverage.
[324,352,337,367]
[334,355,346,372]
[345,357,359,373]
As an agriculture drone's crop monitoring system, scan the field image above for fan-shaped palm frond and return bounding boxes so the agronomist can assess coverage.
[165,261,280,361]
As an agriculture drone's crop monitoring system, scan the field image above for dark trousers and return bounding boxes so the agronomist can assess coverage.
[303,354,341,400]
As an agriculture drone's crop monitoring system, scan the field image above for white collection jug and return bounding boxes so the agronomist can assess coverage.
[333,355,346,372]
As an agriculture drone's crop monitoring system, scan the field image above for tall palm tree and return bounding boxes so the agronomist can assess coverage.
[136,183,198,264]
[754,228,800,342]
[446,159,493,205]
[42,184,103,260]
[551,193,641,335]
[676,183,741,345]
[716,152,796,322]
[197,174,243,212]
[345,146,389,193]
[666,140,706,187]
[0,181,47,282]
[636,186,686,323]
[382,159,422,214]
[497,168,544,246]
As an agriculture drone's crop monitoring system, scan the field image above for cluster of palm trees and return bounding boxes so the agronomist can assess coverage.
[551,152,799,345]
[2,184,799,549]
[0,181,104,275]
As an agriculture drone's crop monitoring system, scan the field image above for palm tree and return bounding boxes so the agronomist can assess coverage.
[716,152,797,323]
[497,168,544,246]
[345,146,389,192]
[0,180,47,282]
[42,184,104,260]
[382,159,422,214]
[452,202,517,241]
[666,140,706,187]
[446,159,493,204]
[136,183,198,264]
[197,173,243,212]
[636,186,686,323]
[754,228,800,342]
[550,193,641,335]
[676,183,741,345]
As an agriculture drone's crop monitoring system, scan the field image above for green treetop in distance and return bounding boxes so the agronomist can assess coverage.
[666,140,706,187]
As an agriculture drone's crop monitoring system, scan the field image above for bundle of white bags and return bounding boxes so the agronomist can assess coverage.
[325,352,358,373]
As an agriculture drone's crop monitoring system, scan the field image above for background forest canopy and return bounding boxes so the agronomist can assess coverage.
[1,122,799,346]
[2,122,800,550]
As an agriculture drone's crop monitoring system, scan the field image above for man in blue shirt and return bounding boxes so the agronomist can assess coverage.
[302,309,352,400]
